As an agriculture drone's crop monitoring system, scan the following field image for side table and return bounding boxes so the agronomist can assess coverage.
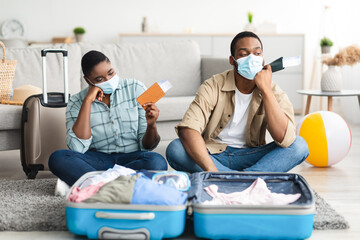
[297,89,360,115]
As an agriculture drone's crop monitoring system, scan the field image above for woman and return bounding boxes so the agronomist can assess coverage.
[49,50,167,186]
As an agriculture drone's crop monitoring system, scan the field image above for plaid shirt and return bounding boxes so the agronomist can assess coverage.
[66,78,153,154]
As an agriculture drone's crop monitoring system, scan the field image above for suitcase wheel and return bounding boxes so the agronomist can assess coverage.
[26,165,44,179]
[27,170,38,179]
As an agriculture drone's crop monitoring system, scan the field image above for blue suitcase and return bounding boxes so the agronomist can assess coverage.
[65,172,187,240]
[189,172,315,240]
[66,171,314,239]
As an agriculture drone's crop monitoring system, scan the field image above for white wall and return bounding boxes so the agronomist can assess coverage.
[1,0,360,122]
[2,0,359,45]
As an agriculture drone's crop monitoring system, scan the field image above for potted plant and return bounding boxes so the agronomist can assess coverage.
[73,27,86,42]
[320,37,333,54]
[244,12,256,32]
[248,12,253,24]
[321,45,360,91]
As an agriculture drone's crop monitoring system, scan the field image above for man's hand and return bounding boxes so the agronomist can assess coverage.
[254,64,272,93]
[255,64,288,143]
[143,103,159,127]
[85,85,105,102]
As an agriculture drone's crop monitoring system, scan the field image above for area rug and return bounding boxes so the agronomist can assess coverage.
[0,178,350,231]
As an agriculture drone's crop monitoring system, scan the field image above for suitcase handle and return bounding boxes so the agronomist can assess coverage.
[98,227,150,240]
[41,49,68,57]
[41,49,69,104]
[95,211,155,220]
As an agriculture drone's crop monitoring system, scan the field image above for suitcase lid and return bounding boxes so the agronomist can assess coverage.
[188,172,315,211]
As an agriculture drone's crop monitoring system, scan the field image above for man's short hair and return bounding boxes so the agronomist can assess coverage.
[81,50,110,77]
[230,31,263,57]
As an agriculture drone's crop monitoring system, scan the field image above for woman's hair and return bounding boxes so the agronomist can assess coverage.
[81,50,110,77]
[230,31,263,57]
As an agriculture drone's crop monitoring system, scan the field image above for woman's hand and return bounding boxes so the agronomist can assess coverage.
[85,85,105,102]
[73,86,103,140]
[143,103,159,127]
[142,102,160,149]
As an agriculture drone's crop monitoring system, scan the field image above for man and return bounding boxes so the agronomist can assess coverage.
[166,31,309,173]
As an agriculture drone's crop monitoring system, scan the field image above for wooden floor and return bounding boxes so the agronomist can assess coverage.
[291,122,360,240]
[0,123,359,239]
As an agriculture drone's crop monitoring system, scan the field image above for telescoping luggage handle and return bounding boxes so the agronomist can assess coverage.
[41,49,69,104]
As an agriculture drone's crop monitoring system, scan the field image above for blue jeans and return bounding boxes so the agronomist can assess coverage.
[166,136,309,173]
[49,150,167,186]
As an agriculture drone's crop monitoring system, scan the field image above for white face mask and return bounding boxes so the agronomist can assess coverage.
[234,54,264,80]
[95,74,119,94]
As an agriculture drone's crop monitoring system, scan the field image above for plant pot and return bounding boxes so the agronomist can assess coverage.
[75,34,84,42]
[244,23,256,32]
[321,46,331,54]
[321,66,342,92]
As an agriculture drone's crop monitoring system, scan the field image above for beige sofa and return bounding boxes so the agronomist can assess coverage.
[0,41,230,156]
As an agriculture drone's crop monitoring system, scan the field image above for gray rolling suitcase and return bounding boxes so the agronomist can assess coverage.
[20,49,69,179]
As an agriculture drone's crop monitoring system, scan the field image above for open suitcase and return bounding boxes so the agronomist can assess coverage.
[66,171,314,240]
[20,49,69,179]
[66,171,188,240]
[189,172,314,240]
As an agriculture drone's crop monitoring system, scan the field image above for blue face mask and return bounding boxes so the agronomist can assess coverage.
[234,54,264,80]
[95,74,119,94]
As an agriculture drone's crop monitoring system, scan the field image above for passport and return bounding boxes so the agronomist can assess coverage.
[136,79,172,109]
[269,56,301,73]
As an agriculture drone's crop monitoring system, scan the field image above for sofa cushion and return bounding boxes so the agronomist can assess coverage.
[201,57,231,82]
[0,104,22,130]
[0,130,21,151]
[79,41,201,97]
[156,96,194,121]
[3,44,82,94]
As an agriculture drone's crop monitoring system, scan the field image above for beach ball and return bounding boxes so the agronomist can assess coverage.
[296,111,352,167]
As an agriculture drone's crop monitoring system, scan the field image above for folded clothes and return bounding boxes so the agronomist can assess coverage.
[84,174,141,204]
[69,171,188,206]
[68,182,106,203]
[132,174,188,205]
[78,164,136,189]
[69,165,136,202]
[204,177,301,205]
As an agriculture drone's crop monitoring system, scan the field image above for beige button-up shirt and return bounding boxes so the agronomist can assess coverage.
[175,69,296,154]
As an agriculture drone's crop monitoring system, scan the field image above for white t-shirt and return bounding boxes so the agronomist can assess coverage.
[216,88,253,148]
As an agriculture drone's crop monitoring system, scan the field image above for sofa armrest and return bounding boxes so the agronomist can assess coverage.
[201,57,230,83]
